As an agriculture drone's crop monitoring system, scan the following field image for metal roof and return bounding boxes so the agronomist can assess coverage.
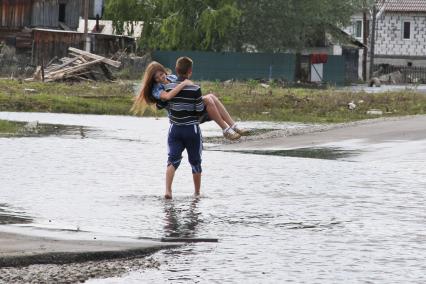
[378,0,426,12]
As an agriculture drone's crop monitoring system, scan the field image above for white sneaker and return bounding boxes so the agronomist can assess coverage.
[223,127,241,140]
[232,124,249,136]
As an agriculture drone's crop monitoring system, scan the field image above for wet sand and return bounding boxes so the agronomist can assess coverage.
[0,231,179,283]
[213,115,426,150]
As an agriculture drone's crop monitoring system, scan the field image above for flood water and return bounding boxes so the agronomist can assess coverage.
[0,112,425,284]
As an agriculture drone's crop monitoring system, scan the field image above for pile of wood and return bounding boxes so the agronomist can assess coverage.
[27,47,121,82]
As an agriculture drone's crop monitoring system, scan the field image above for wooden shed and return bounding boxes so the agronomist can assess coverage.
[0,0,33,28]
[0,0,93,30]
[32,28,135,65]
[0,0,134,67]
[31,0,81,29]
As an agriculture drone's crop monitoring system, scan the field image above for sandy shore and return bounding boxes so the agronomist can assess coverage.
[0,231,179,283]
[211,115,426,150]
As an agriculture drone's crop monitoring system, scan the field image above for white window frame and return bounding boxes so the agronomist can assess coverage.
[402,20,412,40]
[353,19,363,39]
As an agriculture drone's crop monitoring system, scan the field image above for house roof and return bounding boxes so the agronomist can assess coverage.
[378,0,426,12]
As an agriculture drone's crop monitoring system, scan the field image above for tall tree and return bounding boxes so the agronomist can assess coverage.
[104,0,146,35]
[233,0,365,79]
[131,0,241,51]
[105,0,366,55]
[235,0,365,52]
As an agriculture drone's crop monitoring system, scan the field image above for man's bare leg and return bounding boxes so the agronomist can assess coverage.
[203,95,228,130]
[165,164,176,199]
[193,173,201,196]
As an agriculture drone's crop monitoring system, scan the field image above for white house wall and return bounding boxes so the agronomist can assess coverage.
[375,13,426,57]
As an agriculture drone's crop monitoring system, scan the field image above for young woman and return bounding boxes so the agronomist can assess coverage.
[131,62,247,140]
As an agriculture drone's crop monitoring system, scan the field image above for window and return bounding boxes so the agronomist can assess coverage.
[403,21,411,39]
[59,4,66,22]
[355,20,363,38]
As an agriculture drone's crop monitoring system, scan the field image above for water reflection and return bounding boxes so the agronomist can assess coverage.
[163,198,202,238]
[0,203,32,225]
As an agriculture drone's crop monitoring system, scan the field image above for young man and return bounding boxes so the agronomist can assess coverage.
[164,57,205,199]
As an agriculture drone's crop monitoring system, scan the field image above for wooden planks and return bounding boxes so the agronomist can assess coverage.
[68,47,121,68]
[27,48,120,82]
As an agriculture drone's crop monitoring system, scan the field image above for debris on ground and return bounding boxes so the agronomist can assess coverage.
[24,88,37,93]
[368,77,381,87]
[347,101,357,110]
[366,109,383,115]
[26,48,121,83]
[378,70,404,84]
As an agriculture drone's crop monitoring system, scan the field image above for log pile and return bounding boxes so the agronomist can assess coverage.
[27,47,121,82]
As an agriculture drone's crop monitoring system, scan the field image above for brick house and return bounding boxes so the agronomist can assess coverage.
[346,0,426,80]
[374,0,426,67]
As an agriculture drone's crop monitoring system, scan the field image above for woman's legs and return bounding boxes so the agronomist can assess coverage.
[203,94,229,130]
[202,94,244,140]
[207,94,236,127]
[205,94,249,136]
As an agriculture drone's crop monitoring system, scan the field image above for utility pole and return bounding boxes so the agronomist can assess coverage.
[84,0,90,52]
[369,4,377,80]
[362,1,368,81]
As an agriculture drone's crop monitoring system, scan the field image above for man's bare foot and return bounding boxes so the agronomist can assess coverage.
[164,191,172,199]
[194,191,201,197]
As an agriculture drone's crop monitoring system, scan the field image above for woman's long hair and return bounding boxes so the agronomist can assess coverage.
[131,61,168,115]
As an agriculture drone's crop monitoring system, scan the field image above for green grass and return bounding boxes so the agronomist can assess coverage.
[0,79,138,115]
[200,81,426,123]
[0,79,425,124]
[0,120,21,135]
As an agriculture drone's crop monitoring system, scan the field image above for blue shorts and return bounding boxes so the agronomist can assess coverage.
[167,124,203,173]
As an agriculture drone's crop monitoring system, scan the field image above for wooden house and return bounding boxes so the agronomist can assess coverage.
[0,0,134,66]
[0,0,81,30]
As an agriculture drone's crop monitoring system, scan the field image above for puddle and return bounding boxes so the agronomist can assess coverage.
[0,204,33,225]
[220,147,359,160]
[1,112,425,284]
[1,122,94,139]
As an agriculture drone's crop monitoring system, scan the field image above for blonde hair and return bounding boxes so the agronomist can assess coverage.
[131,61,168,115]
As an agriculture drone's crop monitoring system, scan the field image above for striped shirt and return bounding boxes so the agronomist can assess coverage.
[164,81,205,126]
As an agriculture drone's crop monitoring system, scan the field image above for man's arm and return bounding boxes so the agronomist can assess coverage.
[194,88,205,113]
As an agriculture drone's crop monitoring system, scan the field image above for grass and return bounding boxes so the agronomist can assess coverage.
[0,79,138,115]
[200,81,426,123]
[0,79,426,128]
[0,120,22,135]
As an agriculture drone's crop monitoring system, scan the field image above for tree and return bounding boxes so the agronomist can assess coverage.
[105,0,241,51]
[105,0,366,59]
[104,0,146,35]
[233,0,365,79]
[140,0,241,51]
[235,0,365,52]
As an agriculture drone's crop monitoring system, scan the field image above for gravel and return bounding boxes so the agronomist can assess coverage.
[0,256,160,284]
